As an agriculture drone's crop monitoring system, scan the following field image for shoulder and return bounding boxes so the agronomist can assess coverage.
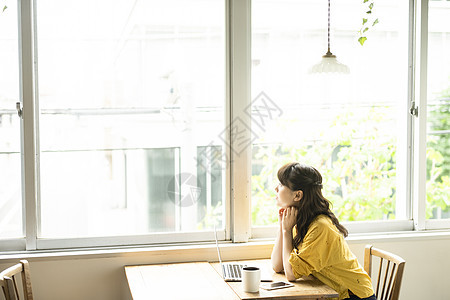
[307,215,337,236]
[299,215,339,248]
[311,214,333,229]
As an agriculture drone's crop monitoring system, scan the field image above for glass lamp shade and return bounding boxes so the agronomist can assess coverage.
[309,53,350,74]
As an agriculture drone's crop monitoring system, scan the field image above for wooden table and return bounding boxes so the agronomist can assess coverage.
[125,262,239,300]
[125,259,338,300]
[210,260,338,300]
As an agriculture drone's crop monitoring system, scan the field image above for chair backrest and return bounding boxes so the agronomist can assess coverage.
[364,245,405,300]
[0,260,34,300]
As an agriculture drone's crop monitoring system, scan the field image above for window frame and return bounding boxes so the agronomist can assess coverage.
[249,0,424,239]
[411,0,450,231]
[1,0,449,253]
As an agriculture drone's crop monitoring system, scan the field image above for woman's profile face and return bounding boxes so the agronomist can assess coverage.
[275,182,300,208]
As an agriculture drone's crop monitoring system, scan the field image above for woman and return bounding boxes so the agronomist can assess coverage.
[271,162,376,300]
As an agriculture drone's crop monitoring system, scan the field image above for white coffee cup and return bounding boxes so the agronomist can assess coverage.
[242,266,261,293]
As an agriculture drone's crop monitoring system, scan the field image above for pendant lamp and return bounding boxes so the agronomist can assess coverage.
[309,0,349,74]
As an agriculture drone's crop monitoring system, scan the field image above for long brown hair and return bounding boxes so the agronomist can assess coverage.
[277,162,348,249]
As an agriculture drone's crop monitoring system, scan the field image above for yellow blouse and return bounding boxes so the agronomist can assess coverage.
[288,215,374,300]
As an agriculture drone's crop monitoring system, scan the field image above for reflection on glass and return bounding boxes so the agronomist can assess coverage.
[251,0,409,225]
[0,4,22,238]
[37,0,225,237]
[426,1,450,220]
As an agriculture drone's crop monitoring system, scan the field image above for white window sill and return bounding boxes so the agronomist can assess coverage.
[1,229,450,264]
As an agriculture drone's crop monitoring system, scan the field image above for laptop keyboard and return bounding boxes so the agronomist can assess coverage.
[222,264,246,281]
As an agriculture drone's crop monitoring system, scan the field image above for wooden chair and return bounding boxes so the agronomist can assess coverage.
[0,260,34,300]
[364,245,405,300]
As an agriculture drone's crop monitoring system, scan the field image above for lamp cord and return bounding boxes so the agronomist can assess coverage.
[327,0,331,54]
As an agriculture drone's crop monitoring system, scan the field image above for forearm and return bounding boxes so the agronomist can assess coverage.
[271,225,284,272]
[282,230,297,282]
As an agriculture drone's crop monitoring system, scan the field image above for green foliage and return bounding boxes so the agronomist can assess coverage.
[428,98,450,179]
[358,1,379,46]
[252,106,398,226]
[426,87,450,217]
[251,88,450,225]
[426,145,450,218]
[358,37,368,46]
[1,0,6,14]
[426,175,450,218]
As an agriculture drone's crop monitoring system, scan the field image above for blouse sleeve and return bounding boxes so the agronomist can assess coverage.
[288,219,338,278]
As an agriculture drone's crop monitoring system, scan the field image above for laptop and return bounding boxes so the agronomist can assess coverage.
[214,226,272,282]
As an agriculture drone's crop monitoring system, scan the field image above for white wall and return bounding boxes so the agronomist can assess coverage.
[1,234,449,300]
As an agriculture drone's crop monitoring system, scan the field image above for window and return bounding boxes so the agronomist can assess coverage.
[426,0,450,221]
[36,0,225,242]
[0,2,21,239]
[251,0,409,229]
[1,0,449,252]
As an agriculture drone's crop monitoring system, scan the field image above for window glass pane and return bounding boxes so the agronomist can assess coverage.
[197,145,224,229]
[426,0,450,220]
[37,0,225,238]
[0,4,22,238]
[251,0,409,225]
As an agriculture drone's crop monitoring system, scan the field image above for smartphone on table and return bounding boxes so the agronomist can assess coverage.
[260,281,294,290]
